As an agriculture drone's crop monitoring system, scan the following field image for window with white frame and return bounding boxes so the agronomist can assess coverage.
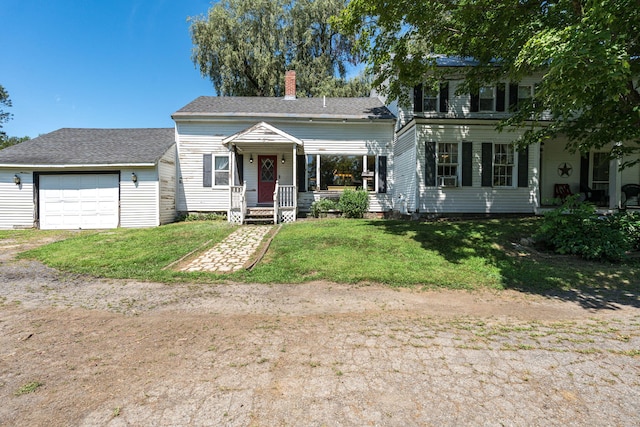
[214,155,229,186]
[518,85,532,105]
[493,144,514,186]
[479,86,495,111]
[306,154,384,192]
[423,85,439,112]
[437,143,459,186]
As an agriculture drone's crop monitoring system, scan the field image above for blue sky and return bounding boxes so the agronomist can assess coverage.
[1,0,216,138]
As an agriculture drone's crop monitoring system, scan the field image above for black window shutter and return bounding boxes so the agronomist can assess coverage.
[517,147,529,187]
[496,83,506,112]
[509,83,519,111]
[580,154,590,190]
[439,82,449,113]
[203,154,212,187]
[425,141,437,186]
[237,154,244,184]
[462,142,473,187]
[481,143,493,187]
[470,91,480,112]
[413,84,424,113]
[377,156,387,193]
[297,154,306,191]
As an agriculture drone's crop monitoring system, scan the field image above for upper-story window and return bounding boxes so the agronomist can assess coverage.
[479,86,495,111]
[414,82,449,114]
[423,85,439,112]
[518,85,532,105]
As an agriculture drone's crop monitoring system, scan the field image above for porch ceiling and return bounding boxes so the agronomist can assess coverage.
[222,121,303,148]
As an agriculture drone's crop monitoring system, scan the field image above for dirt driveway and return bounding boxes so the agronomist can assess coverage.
[1,236,639,426]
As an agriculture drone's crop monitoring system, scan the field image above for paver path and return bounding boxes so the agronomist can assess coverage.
[179,225,273,272]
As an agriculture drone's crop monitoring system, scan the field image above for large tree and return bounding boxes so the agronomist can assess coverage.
[338,0,640,164]
[189,0,368,97]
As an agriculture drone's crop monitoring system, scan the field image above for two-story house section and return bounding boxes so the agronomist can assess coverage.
[392,57,640,215]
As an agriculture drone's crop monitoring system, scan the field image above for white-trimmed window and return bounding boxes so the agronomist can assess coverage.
[518,85,532,105]
[479,86,495,111]
[214,155,229,186]
[493,144,514,187]
[437,142,459,187]
[306,154,387,193]
[423,85,439,112]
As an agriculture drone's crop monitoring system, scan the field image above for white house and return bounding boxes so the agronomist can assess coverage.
[172,71,396,223]
[391,59,640,215]
[0,69,638,230]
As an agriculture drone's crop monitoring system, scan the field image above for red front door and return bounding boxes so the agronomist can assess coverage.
[258,155,277,204]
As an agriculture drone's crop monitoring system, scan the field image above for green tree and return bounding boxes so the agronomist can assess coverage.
[0,84,12,139]
[0,135,30,150]
[189,0,369,97]
[0,85,30,149]
[338,0,640,164]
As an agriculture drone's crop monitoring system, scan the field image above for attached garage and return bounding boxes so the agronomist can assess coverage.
[0,128,177,230]
[39,173,120,230]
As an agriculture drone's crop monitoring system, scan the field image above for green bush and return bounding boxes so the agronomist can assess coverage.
[338,189,370,218]
[310,198,338,218]
[180,212,227,222]
[535,196,638,262]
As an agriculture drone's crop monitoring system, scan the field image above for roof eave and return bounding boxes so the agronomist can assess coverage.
[0,162,158,169]
[171,112,395,121]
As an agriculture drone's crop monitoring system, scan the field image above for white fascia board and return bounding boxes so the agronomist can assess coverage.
[0,163,157,169]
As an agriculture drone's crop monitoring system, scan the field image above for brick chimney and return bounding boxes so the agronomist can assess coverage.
[284,70,296,100]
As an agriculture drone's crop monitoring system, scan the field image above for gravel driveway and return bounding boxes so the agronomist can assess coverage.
[1,236,639,426]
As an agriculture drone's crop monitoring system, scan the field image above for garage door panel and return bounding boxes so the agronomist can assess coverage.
[40,174,119,230]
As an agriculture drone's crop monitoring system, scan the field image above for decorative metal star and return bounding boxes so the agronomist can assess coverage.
[558,162,572,177]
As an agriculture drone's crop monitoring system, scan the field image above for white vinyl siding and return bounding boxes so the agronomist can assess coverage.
[393,128,418,212]
[158,145,177,225]
[176,120,394,214]
[0,171,35,229]
[415,123,539,214]
[120,168,160,228]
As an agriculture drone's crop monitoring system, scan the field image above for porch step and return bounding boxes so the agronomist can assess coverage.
[244,207,275,224]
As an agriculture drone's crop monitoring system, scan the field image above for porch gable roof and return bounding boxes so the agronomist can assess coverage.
[222,122,303,147]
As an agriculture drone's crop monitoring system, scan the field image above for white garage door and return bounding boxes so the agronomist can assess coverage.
[40,174,120,230]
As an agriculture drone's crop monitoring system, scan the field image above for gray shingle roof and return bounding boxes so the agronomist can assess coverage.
[173,96,395,120]
[0,128,175,166]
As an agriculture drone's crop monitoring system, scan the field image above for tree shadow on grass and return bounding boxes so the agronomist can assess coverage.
[365,218,640,311]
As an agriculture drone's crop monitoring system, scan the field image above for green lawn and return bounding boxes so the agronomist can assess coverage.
[13,218,640,293]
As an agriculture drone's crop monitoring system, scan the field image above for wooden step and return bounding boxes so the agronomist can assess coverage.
[244,207,275,224]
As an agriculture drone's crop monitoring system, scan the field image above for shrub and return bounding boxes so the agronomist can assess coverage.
[180,212,227,222]
[338,189,369,218]
[310,198,338,218]
[535,196,636,262]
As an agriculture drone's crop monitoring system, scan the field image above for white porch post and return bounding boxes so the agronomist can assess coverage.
[293,145,297,189]
[610,156,621,209]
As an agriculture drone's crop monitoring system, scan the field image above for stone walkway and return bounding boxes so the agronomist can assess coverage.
[179,225,274,273]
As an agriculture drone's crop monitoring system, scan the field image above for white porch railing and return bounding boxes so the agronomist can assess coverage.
[228,181,247,224]
[273,181,297,223]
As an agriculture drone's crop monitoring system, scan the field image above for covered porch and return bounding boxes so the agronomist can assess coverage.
[223,122,302,224]
[539,140,640,211]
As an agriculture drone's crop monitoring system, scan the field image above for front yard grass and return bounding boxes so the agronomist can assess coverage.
[14,218,640,293]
